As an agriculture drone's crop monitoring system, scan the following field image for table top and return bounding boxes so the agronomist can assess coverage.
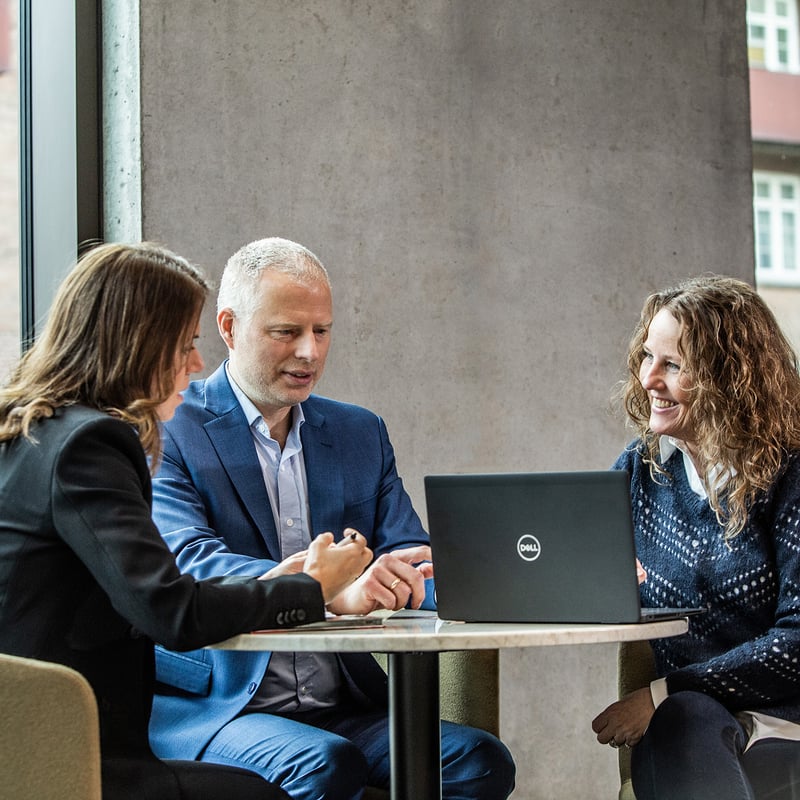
[209,610,689,653]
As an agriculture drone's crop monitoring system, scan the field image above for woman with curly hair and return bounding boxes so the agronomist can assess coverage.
[0,242,371,800]
[592,275,800,799]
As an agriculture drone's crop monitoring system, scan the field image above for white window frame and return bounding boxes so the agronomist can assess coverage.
[747,0,800,73]
[753,171,800,286]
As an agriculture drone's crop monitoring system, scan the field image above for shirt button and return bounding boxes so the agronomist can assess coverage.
[286,518,294,527]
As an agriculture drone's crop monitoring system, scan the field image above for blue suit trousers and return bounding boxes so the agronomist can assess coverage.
[198,704,516,800]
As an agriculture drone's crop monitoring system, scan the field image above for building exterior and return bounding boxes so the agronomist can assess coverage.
[748,0,800,347]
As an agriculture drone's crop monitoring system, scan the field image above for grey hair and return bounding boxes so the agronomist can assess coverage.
[217,237,330,319]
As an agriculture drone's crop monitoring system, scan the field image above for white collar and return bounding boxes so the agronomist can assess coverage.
[658,435,734,499]
[225,362,305,436]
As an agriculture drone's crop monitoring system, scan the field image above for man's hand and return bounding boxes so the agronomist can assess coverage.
[324,545,433,615]
[591,687,655,749]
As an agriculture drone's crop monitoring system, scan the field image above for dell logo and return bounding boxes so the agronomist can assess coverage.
[517,534,541,562]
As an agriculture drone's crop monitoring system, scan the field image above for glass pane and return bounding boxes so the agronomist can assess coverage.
[777,26,790,65]
[757,210,772,268]
[749,0,766,13]
[776,0,789,16]
[781,183,795,199]
[0,0,19,379]
[756,181,770,198]
[783,212,796,270]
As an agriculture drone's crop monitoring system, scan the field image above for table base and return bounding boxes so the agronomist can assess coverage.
[389,651,441,800]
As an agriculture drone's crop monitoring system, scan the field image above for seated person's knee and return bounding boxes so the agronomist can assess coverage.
[283,736,368,800]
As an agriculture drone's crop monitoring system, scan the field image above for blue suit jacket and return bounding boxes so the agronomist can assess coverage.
[149,363,431,760]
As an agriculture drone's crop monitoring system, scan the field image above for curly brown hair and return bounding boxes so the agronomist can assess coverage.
[0,242,208,468]
[621,275,800,538]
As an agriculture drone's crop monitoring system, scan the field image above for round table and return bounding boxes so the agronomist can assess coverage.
[211,611,689,800]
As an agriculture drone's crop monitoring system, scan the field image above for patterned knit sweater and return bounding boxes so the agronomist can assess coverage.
[614,442,800,723]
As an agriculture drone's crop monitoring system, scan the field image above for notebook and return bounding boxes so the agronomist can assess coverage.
[424,470,703,624]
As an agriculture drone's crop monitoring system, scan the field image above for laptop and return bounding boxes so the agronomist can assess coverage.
[424,470,703,624]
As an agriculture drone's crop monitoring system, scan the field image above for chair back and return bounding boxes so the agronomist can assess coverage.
[0,653,102,800]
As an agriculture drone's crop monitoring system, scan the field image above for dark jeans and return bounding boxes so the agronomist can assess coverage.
[632,691,800,800]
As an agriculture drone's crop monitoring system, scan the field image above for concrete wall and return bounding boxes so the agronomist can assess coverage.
[117,2,754,796]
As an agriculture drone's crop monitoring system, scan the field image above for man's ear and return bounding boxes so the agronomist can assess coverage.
[217,308,235,349]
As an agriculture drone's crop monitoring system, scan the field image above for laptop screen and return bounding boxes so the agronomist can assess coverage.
[424,471,645,624]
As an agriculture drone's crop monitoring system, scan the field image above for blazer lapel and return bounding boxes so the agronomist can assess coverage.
[202,365,281,556]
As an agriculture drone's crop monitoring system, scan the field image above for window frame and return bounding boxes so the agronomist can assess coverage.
[753,170,800,286]
[18,0,101,348]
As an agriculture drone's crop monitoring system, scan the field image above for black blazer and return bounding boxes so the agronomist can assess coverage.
[0,405,323,792]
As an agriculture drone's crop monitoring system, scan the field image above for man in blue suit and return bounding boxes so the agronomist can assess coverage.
[149,238,515,800]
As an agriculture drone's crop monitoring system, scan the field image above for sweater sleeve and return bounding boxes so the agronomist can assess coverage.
[51,415,325,651]
[611,441,639,473]
[661,456,800,717]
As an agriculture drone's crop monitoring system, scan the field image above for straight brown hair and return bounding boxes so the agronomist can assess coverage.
[0,242,209,466]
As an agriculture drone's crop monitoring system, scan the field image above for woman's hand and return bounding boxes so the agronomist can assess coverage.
[591,687,655,749]
[259,550,308,580]
[301,529,373,604]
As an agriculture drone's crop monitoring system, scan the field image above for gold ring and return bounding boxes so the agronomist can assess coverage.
[389,578,401,590]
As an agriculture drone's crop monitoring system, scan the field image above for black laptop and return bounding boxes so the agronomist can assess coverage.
[424,470,703,624]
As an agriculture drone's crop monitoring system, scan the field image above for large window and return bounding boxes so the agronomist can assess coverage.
[19,0,102,347]
[0,0,19,378]
[754,171,800,285]
[747,0,800,73]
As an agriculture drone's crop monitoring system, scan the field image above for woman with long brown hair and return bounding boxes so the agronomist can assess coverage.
[0,242,370,800]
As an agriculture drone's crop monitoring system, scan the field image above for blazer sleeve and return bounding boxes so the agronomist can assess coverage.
[51,416,324,650]
[152,423,279,578]
[359,414,430,556]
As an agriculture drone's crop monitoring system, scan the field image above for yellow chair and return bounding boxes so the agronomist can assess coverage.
[364,650,500,800]
[616,640,657,800]
[0,652,102,800]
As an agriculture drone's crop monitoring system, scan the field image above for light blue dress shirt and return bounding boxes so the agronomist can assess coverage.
[227,368,342,712]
